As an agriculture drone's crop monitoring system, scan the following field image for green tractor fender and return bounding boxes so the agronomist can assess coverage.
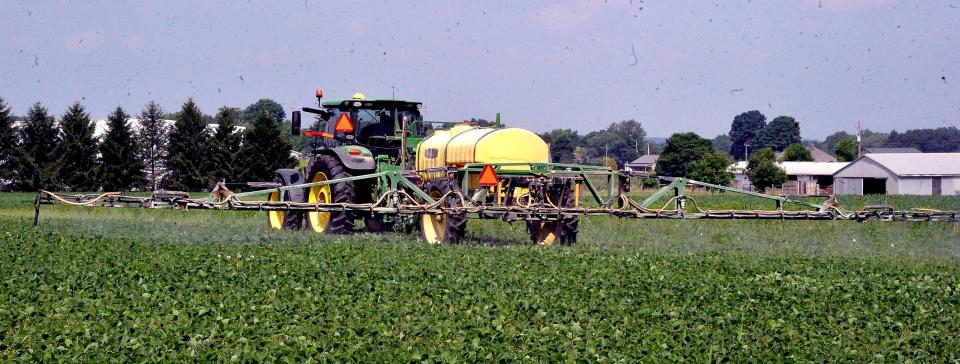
[318,145,376,173]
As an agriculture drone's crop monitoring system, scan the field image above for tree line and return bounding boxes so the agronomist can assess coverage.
[0,96,295,192]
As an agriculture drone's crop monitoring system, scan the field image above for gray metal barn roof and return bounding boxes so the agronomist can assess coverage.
[835,153,960,177]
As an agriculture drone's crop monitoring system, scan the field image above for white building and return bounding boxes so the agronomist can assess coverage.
[731,161,849,195]
[833,153,960,195]
[93,119,245,139]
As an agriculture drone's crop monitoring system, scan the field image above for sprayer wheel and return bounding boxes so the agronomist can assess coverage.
[420,178,467,244]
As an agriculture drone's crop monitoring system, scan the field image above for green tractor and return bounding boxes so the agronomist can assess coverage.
[269,90,454,234]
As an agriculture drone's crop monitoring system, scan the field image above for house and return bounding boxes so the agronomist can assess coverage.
[625,154,659,172]
[833,153,960,195]
[861,147,921,154]
[774,145,837,162]
[731,161,849,195]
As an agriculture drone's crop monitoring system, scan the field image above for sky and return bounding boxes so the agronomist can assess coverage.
[1,0,957,140]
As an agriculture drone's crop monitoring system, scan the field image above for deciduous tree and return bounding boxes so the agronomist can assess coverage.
[540,129,582,163]
[98,107,143,191]
[782,143,813,161]
[689,150,734,186]
[755,116,801,152]
[243,99,285,124]
[583,120,646,165]
[711,134,732,155]
[746,148,787,192]
[728,110,766,160]
[834,138,859,162]
[655,132,713,178]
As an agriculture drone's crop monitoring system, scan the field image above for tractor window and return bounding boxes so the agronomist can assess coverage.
[356,108,396,144]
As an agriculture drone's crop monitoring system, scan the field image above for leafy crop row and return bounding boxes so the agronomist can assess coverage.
[1,192,958,361]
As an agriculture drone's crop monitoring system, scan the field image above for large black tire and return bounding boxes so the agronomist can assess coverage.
[420,178,467,244]
[304,155,356,234]
[267,169,305,230]
[526,180,579,245]
[365,214,396,233]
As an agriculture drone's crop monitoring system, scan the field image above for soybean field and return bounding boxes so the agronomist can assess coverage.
[2,193,959,361]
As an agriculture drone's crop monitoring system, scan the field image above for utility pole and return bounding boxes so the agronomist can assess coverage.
[855,120,863,156]
[744,143,750,160]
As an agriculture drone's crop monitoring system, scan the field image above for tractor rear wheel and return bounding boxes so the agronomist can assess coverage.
[526,181,579,245]
[420,178,467,244]
[305,155,356,234]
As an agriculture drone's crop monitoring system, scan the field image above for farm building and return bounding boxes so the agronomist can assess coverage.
[775,145,837,162]
[861,147,921,154]
[625,154,659,172]
[833,153,960,195]
[731,161,849,195]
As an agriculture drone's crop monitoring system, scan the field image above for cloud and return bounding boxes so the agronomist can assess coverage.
[800,0,893,11]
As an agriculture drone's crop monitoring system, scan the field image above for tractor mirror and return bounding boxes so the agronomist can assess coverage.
[291,111,301,135]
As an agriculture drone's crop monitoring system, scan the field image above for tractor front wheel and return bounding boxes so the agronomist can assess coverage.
[267,169,305,230]
[420,178,467,244]
[526,181,579,245]
[305,155,356,234]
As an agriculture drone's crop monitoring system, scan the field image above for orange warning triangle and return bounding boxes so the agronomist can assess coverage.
[478,165,499,186]
[334,113,354,133]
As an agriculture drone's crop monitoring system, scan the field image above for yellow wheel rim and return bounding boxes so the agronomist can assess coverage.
[307,172,332,233]
[535,223,558,246]
[421,191,447,244]
[267,191,284,230]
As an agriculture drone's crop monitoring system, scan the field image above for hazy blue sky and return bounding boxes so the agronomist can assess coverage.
[1,0,957,139]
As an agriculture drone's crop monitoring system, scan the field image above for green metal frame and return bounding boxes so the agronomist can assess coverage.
[639,177,846,214]
[459,162,619,207]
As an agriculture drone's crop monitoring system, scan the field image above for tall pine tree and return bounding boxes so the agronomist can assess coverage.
[237,109,294,182]
[0,97,19,187]
[138,101,169,191]
[98,107,143,191]
[210,107,242,182]
[166,99,211,191]
[57,102,98,191]
[19,103,61,190]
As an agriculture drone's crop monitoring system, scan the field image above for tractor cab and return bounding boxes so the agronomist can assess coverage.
[293,92,433,160]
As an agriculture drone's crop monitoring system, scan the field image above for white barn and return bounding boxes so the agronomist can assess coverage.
[731,161,848,195]
[833,153,960,195]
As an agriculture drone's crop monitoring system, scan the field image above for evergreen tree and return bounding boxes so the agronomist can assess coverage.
[210,107,243,181]
[0,97,19,186]
[166,99,212,191]
[746,148,787,192]
[655,132,713,178]
[56,102,98,191]
[138,101,169,191]
[689,151,734,186]
[237,109,295,182]
[728,110,766,160]
[782,143,813,161]
[18,103,61,190]
[98,107,143,191]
